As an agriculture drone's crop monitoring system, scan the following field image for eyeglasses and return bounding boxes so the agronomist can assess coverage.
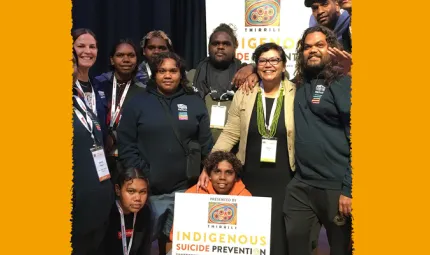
[257,58,282,66]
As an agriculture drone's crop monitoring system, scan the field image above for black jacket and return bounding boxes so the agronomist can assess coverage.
[101,203,152,255]
[192,57,245,100]
[117,83,213,195]
[294,76,351,197]
[72,96,115,235]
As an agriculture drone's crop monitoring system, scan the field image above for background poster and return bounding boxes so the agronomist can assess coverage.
[205,0,311,79]
[172,193,272,255]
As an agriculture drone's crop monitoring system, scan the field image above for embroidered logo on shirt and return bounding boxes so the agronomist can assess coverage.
[177,104,188,112]
[312,84,326,104]
[178,112,188,120]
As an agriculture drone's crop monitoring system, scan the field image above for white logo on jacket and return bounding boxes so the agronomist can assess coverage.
[315,85,326,94]
[177,104,188,112]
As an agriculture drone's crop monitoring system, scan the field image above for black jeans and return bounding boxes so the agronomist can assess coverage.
[284,177,351,255]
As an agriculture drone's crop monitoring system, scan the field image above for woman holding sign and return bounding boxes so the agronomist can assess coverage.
[93,39,146,180]
[72,46,115,254]
[197,43,295,255]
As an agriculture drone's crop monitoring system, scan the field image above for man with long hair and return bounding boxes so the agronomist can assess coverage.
[284,25,352,255]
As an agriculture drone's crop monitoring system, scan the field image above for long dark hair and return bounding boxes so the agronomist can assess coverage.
[109,38,140,77]
[149,52,193,94]
[115,167,149,193]
[72,28,97,68]
[72,28,97,44]
[294,25,343,87]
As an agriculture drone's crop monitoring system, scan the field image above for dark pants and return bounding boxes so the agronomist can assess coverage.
[71,222,109,255]
[148,189,186,242]
[284,177,352,255]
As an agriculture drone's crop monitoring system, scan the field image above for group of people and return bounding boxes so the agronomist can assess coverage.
[71,0,353,255]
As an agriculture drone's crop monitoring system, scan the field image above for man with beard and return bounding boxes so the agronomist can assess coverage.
[306,0,351,53]
[191,23,256,142]
[283,26,352,255]
[136,30,174,84]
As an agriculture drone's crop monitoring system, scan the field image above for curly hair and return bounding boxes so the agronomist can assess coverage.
[294,25,343,87]
[140,30,174,52]
[209,23,239,49]
[204,151,243,178]
[149,52,193,94]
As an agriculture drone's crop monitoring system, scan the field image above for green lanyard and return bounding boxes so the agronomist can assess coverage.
[257,81,284,138]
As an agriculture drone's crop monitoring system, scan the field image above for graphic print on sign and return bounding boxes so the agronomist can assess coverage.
[208,202,238,225]
[245,0,281,27]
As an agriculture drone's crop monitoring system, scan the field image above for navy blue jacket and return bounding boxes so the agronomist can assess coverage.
[117,82,213,195]
[93,72,146,141]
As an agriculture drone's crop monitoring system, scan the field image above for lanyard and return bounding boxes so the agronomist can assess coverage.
[145,63,152,78]
[110,76,131,128]
[116,200,136,255]
[73,95,96,144]
[75,80,97,116]
[260,81,283,131]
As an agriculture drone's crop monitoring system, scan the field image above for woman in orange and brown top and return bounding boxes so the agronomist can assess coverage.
[169,151,251,241]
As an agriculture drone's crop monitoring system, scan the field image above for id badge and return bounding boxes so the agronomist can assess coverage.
[260,138,277,163]
[90,146,111,181]
[210,105,227,129]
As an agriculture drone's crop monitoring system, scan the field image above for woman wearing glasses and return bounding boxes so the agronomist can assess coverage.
[196,42,295,255]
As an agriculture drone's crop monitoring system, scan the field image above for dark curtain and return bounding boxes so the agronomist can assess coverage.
[170,0,207,70]
[72,0,206,77]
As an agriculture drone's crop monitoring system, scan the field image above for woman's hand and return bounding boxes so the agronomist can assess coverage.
[196,168,210,192]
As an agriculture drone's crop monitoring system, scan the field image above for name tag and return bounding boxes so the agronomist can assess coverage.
[90,146,111,181]
[260,138,277,163]
[210,105,227,129]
